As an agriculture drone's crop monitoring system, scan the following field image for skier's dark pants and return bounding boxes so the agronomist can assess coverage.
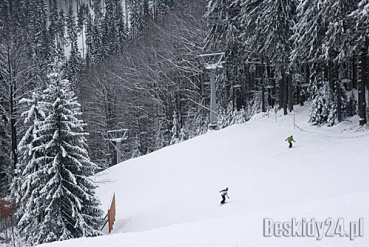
[221,195,226,204]
[289,142,292,148]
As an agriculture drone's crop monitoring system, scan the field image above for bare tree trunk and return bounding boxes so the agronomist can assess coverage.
[288,72,293,112]
[10,76,17,171]
[282,69,288,115]
[262,85,266,112]
[358,44,368,126]
[243,63,250,109]
[352,56,357,90]
[334,63,342,122]
[6,49,17,174]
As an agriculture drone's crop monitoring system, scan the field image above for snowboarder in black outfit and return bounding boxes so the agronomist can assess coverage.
[219,188,230,204]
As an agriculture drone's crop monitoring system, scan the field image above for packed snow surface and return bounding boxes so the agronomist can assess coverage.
[40,104,369,246]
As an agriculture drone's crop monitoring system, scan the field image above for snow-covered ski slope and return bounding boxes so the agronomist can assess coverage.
[41,104,369,247]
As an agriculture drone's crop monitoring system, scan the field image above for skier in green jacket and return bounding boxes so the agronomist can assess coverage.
[285,135,296,148]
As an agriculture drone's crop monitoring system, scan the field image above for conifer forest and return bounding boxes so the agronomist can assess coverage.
[0,0,369,245]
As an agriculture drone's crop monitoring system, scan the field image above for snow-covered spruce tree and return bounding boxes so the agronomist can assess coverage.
[194,110,208,136]
[245,92,263,119]
[179,128,186,142]
[218,103,246,129]
[66,5,83,87]
[309,82,336,126]
[86,0,104,66]
[204,0,246,112]
[49,0,66,63]
[170,111,180,145]
[292,0,357,63]
[350,0,369,125]
[11,91,46,245]
[127,0,145,40]
[291,0,326,65]
[317,0,357,123]
[15,72,103,245]
[239,0,297,114]
[292,0,358,123]
[101,0,127,56]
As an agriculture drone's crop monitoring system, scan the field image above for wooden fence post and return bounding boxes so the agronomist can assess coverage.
[1,200,12,218]
[108,193,116,233]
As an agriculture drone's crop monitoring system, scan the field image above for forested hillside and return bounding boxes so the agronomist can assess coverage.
[0,0,209,197]
[1,0,369,245]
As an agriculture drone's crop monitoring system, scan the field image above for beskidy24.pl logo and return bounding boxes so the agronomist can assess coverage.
[263,218,364,240]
